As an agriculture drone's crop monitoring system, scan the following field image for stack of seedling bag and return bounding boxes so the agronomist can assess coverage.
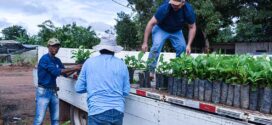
[156,53,272,114]
[125,52,272,114]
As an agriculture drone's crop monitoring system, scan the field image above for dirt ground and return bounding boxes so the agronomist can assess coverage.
[0,66,51,125]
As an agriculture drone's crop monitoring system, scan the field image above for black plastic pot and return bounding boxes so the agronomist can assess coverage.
[260,87,272,113]
[157,74,169,90]
[249,88,258,111]
[226,84,234,106]
[193,79,199,100]
[155,73,162,90]
[233,84,241,108]
[172,77,180,96]
[168,76,174,95]
[174,78,182,96]
[240,85,249,109]
[212,81,221,104]
[138,71,150,88]
[204,80,212,102]
[198,79,205,101]
[186,80,194,99]
[155,73,168,90]
[220,82,228,104]
[128,68,135,84]
[181,78,188,97]
[258,87,264,110]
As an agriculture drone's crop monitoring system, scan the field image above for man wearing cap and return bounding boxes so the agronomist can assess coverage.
[75,35,130,125]
[34,38,81,125]
[141,0,196,75]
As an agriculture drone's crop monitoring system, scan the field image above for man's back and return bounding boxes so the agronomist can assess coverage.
[75,54,130,116]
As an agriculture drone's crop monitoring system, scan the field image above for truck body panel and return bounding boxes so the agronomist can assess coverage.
[34,47,272,125]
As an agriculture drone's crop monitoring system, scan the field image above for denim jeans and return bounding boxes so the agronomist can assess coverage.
[33,87,59,125]
[88,109,124,125]
[148,25,186,72]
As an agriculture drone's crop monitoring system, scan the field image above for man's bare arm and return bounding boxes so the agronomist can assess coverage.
[141,16,158,52]
[186,23,196,54]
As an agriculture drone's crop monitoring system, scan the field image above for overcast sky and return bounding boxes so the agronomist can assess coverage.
[0,0,131,35]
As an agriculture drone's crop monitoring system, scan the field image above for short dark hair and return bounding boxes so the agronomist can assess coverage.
[99,49,114,55]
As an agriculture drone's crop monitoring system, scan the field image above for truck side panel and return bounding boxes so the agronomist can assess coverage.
[56,76,249,125]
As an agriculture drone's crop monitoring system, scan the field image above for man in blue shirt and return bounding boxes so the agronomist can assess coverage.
[141,0,197,75]
[34,38,81,125]
[75,36,130,125]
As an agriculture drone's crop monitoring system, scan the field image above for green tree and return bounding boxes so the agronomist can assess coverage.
[54,23,100,48]
[16,35,41,45]
[127,0,164,41]
[189,0,222,52]
[37,20,56,45]
[1,25,29,40]
[36,20,100,48]
[115,12,139,50]
[235,0,272,42]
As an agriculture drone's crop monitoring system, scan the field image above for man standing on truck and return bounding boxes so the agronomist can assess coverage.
[141,0,196,76]
[34,38,81,125]
[75,35,130,125]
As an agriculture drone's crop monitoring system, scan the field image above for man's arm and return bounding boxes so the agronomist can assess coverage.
[141,16,158,52]
[75,63,87,93]
[186,23,196,55]
[60,65,81,76]
[123,66,130,96]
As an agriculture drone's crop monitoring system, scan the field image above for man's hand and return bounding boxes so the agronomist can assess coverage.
[186,45,191,55]
[141,43,148,52]
[73,64,82,71]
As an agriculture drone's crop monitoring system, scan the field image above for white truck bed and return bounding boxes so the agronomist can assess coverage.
[34,46,272,125]
[56,76,251,125]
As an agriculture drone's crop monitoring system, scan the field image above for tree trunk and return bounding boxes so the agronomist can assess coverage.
[202,31,210,53]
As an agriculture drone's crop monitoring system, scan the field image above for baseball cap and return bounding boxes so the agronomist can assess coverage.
[47,38,60,46]
[169,0,185,6]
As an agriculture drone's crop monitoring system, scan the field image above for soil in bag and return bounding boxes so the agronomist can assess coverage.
[249,87,258,111]
[186,80,194,99]
[233,84,241,108]
[181,78,188,97]
[204,80,212,102]
[194,79,199,100]
[240,85,249,109]
[260,87,272,113]
[168,76,174,95]
[212,81,221,104]
[198,79,205,101]
[220,82,228,104]
[226,84,234,106]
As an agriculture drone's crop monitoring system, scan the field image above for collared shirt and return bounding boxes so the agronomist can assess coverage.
[75,54,130,116]
[38,53,64,88]
[155,2,196,33]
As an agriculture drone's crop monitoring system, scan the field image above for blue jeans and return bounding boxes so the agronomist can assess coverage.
[88,109,124,125]
[33,87,59,125]
[148,25,186,72]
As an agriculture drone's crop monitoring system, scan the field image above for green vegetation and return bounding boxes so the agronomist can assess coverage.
[71,46,94,64]
[1,20,100,49]
[162,54,272,88]
[124,52,146,70]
